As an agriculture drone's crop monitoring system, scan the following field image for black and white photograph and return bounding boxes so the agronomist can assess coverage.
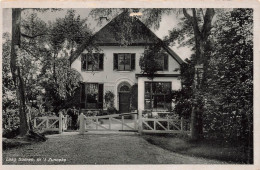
[1,0,259,168]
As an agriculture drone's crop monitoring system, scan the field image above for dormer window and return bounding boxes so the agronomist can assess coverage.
[81,53,104,71]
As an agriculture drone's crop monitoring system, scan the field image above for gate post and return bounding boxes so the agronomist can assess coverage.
[138,110,143,134]
[181,117,184,133]
[134,113,137,130]
[79,113,85,135]
[59,112,63,134]
[34,118,37,128]
[46,117,49,129]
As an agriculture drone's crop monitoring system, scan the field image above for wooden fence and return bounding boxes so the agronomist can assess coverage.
[33,112,67,133]
[79,110,190,134]
[138,110,190,134]
[79,112,138,134]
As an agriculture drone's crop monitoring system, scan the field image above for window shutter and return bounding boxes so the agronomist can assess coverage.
[99,54,104,70]
[98,84,104,109]
[81,54,86,70]
[113,53,118,70]
[164,54,168,71]
[80,83,86,108]
[131,53,136,70]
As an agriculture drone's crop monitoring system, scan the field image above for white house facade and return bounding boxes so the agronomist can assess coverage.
[70,12,184,113]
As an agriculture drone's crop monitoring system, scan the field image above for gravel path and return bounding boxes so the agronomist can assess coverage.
[3,131,226,164]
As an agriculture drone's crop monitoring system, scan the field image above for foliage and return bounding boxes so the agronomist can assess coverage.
[171,57,195,119]
[139,44,166,79]
[104,91,115,107]
[130,84,138,110]
[38,10,91,112]
[2,33,17,112]
[3,9,91,134]
[104,91,117,114]
[203,9,253,146]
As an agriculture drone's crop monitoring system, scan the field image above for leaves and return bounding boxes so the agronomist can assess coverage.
[139,43,166,79]
[204,9,253,142]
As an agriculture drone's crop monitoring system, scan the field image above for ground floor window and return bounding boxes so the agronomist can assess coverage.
[80,83,103,109]
[144,82,172,110]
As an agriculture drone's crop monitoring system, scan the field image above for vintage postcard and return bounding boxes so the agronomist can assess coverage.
[0,0,260,169]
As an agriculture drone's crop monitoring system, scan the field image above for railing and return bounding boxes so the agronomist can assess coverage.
[78,110,190,134]
[138,110,190,134]
[79,112,138,134]
[33,112,67,133]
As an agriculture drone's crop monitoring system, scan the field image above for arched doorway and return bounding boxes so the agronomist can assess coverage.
[118,82,131,113]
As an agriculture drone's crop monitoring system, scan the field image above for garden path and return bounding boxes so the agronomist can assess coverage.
[3,131,226,164]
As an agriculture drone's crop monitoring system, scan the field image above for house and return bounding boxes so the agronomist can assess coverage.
[69,11,184,114]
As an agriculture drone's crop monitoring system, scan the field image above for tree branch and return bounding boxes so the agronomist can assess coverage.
[201,9,215,39]
[183,8,192,22]
[21,33,47,39]
[191,9,201,36]
[20,46,39,59]
[183,9,201,36]
[200,8,205,18]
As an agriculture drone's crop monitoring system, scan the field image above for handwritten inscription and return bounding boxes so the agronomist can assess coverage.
[6,157,67,163]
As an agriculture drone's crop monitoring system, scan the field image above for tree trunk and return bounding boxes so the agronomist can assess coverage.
[11,8,30,136]
[183,8,215,140]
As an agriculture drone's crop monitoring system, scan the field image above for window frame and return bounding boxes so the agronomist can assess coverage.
[144,81,172,111]
[80,83,104,110]
[114,53,135,71]
[118,53,131,71]
[81,53,104,71]
[155,54,168,71]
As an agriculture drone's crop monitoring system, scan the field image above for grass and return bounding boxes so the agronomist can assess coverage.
[3,138,32,150]
[3,130,50,150]
[142,134,251,164]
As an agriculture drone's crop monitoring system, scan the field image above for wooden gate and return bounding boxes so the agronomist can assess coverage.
[140,118,190,134]
[79,112,138,133]
[79,110,190,134]
[33,112,67,133]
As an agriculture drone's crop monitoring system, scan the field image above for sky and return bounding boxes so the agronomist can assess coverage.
[2,8,192,60]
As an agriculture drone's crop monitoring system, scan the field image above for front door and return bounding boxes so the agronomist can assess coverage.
[119,92,130,113]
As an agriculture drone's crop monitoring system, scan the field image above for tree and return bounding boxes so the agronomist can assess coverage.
[204,8,253,163]
[9,8,80,136]
[139,43,167,79]
[171,57,195,119]
[3,33,17,113]
[10,9,29,136]
[39,10,91,112]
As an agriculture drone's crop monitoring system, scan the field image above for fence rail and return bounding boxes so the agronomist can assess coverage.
[138,110,190,134]
[79,112,138,133]
[33,112,67,133]
[79,110,190,135]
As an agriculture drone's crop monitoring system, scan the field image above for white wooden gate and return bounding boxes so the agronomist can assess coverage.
[33,112,67,133]
[79,112,138,133]
[138,110,190,134]
[79,110,190,134]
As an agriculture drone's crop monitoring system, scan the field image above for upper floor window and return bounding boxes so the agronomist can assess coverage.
[81,53,104,71]
[113,53,135,71]
[155,53,168,71]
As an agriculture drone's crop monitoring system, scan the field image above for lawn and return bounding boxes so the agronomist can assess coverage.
[142,134,251,164]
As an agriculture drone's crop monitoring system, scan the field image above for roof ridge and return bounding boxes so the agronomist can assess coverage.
[70,11,184,65]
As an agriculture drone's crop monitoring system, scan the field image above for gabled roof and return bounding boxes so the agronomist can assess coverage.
[70,12,184,65]
[92,11,158,45]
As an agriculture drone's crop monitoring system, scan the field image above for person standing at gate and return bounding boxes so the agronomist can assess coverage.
[67,107,79,130]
